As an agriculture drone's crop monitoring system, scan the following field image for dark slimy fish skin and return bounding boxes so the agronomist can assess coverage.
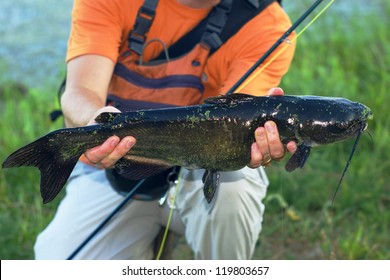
[2,94,373,203]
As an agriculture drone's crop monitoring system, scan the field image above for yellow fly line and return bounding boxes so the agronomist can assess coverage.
[155,169,182,260]
[235,0,336,92]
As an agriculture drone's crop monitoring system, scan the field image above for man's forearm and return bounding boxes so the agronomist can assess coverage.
[61,88,105,128]
[61,55,116,127]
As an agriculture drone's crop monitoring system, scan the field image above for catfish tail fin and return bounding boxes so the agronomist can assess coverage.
[2,130,84,203]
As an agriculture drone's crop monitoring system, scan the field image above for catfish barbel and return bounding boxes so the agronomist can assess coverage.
[2,94,373,204]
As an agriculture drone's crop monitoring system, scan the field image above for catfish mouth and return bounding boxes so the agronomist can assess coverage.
[327,105,372,142]
[345,119,368,136]
[346,107,373,136]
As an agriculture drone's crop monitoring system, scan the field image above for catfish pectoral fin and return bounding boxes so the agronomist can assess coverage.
[202,170,220,203]
[2,133,81,203]
[285,145,311,172]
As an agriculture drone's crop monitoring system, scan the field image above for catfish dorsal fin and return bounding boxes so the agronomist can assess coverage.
[95,112,121,124]
[203,93,255,105]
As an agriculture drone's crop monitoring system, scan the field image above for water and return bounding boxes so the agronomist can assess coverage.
[0,0,380,89]
[0,0,73,88]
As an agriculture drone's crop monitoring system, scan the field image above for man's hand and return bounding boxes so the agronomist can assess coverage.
[81,106,136,169]
[248,87,297,168]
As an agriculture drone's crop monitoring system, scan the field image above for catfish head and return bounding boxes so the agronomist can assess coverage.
[296,96,373,146]
[282,96,372,173]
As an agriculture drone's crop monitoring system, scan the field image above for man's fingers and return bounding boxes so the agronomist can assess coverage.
[264,121,285,160]
[83,136,136,168]
[249,120,296,168]
[267,87,284,96]
[286,141,297,154]
[84,136,120,164]
[255,127,271,165]
[249,140,263,168]
[99,136,136,168]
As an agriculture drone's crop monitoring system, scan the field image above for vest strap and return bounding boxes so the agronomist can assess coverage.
[129,0,159,55]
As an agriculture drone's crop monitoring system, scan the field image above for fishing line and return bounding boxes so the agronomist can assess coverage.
[279,171,286,252]
[366,130,374,143]
[66,179,146,260]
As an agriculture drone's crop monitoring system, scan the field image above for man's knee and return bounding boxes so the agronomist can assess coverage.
[210,190,264,234]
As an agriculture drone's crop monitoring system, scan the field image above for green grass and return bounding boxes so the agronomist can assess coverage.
[0,85,63,259]
[1,1,390,259]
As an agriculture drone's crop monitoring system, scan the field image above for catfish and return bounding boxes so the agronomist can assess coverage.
[2,94,373,203]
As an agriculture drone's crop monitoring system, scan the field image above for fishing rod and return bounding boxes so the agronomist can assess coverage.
[228,0,332,94]
[67,0,335,260]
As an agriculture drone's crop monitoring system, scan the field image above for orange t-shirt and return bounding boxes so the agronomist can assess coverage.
[67,0,295,97]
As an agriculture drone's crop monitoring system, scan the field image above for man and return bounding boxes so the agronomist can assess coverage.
[34,0,296,259]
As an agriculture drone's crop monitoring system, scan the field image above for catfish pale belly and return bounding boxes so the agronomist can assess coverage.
[2,94,373,204]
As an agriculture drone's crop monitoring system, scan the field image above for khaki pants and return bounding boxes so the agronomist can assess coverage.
[34,163,268,260]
